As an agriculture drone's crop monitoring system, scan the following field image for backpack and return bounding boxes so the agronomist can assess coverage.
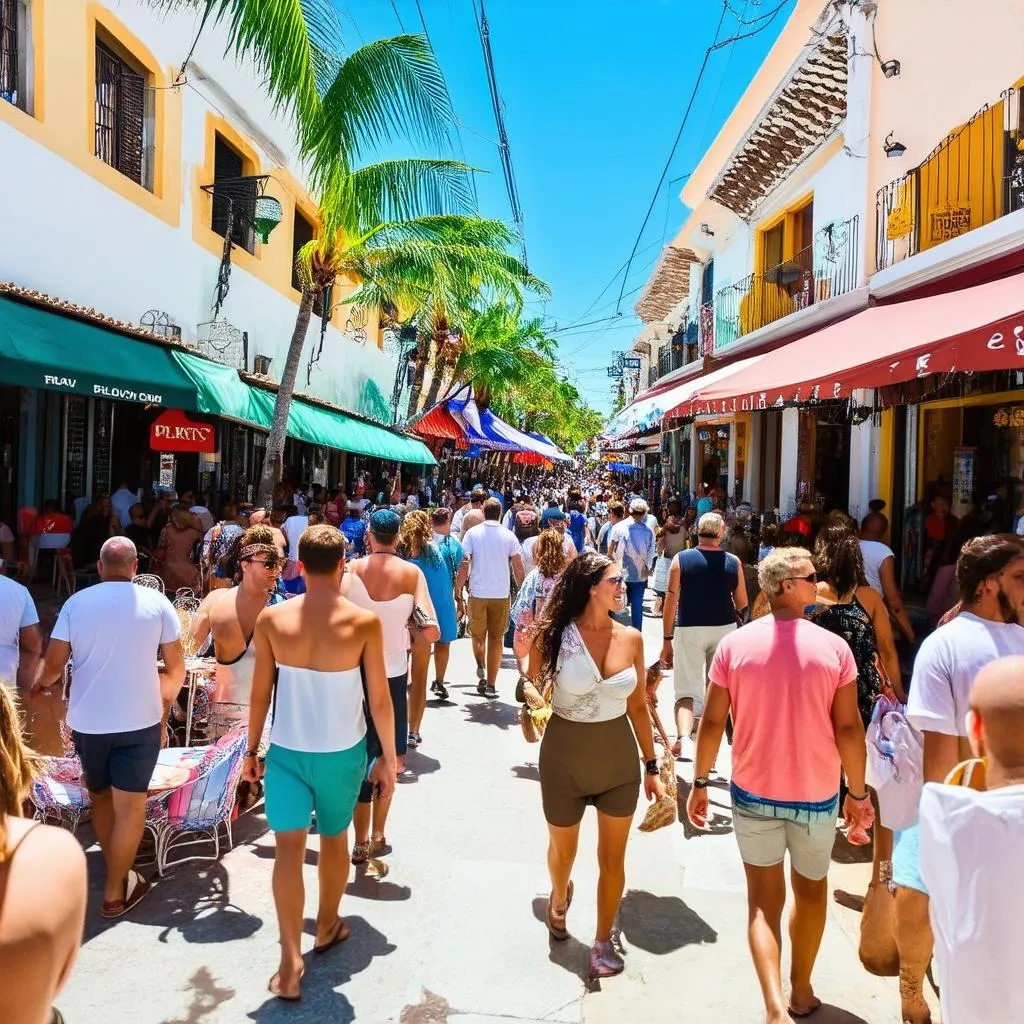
[514,508,539,542]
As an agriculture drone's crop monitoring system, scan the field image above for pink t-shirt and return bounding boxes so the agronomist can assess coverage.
[709,616,857,803]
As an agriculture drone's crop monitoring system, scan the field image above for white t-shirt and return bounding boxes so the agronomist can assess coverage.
[282,516,309,558]
[110,487,138,528]
[0,576,39,686]
[52,581,180,734]
[462,521,521,599]
[919,782,1024,1024]
[859,540,895,595]
[907,612,1024,741]
[520,533,576,575]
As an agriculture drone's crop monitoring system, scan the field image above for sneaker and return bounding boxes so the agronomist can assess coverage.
[484,684,498,699]
[476,664,486,681]
[407,731,419,748]
[431,680,450,701]
[477,680,488,696]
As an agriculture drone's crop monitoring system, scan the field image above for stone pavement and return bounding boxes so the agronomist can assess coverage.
[60,610,909,1024]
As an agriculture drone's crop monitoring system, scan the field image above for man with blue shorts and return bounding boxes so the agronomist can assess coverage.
[895,534,1024,1024]
[245,525,397,1002]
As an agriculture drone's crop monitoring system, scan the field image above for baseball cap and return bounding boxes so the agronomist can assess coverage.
[368,508,401,537]
[544,508,568,522]
[629,498,649,514]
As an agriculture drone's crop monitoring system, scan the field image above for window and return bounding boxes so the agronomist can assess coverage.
[211,133,255,254]
[291,209,315,292]
[95,38,153,189]
[0,0,32,114]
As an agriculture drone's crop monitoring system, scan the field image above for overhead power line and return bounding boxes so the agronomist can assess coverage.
[389,0,407,33]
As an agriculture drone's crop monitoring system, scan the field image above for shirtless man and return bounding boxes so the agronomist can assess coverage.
[244,525,396,1002]
[249,508,287,559]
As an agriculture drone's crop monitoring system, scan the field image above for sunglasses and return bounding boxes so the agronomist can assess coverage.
[245,557,281,571]
[604,575,626,588]
[785,572,818,584]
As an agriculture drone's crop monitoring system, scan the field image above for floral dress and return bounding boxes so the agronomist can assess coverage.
[813,595,883,726]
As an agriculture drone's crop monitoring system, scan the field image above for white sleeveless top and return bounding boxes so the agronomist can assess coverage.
[344,573,414,677]
[270,664,366,753]
[552,622,637,723]
[214,640,256,705]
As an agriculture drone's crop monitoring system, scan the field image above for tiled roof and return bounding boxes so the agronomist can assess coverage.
[708,34,848,219]
[634,246,697,324]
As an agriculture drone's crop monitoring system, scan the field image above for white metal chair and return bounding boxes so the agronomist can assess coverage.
[133,573,165,593]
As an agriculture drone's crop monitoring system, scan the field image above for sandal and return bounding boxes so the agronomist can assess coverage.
[351,841,370,865]
[268,969,303,1001]
[546,880,574,941]
[313,917,351,954]
[370,835,391,857]
[100,869,150,919]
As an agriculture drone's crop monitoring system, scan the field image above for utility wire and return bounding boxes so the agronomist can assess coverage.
[389,0,407,33]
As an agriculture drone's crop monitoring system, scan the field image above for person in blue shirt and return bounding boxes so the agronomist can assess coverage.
[607,498,657,630]
[339,501,366,558]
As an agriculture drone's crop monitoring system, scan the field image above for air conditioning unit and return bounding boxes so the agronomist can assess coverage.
[253,354,273,376]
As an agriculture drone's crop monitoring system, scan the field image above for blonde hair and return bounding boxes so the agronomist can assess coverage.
[399,510,435,561]
[534,529,569,579]
[0,684,37,862]
[757,546,812,598]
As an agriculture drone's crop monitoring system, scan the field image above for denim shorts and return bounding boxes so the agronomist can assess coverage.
[73,723,162,794]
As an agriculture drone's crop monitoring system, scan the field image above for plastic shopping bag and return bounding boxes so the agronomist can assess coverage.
[865,693,924,831]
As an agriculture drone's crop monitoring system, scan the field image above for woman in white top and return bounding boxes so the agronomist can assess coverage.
[342,509,438,863]
[528,553,664,979]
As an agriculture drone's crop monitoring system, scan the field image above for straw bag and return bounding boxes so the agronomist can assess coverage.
[519,678,552,744]
[638,749,678,832]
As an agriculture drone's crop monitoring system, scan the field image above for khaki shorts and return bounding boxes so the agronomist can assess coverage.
[468,596,510,640]
[672,623,736,711]
[732,805,837,880]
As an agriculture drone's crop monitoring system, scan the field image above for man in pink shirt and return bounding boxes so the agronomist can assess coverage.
[686,547,869,1024]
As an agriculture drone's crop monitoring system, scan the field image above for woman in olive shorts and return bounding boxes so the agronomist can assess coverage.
[528,553,664,979]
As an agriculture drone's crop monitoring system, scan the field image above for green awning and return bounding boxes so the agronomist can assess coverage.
[0,296,197,408]
[171,350,436,466]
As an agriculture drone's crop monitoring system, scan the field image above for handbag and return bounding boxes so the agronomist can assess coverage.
[638,749,678,832]
[859,865,899,976]
[408,603,438,636]
[519,677,552,744]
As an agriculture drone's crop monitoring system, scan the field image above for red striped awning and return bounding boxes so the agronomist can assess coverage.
[412,404,464,441]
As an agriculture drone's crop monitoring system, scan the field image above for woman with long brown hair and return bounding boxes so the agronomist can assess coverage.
[511,528,569,680]
[154,504,201,595]
[0,684,86,1024]
[528,553,664,978]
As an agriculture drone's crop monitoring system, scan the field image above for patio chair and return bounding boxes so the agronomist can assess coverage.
[30,756,91,832]
[133,574,165,593]
[145,728,247,876]
[55,548,76,600]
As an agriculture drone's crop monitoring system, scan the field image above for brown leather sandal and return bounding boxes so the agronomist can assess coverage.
[546,880,574,940]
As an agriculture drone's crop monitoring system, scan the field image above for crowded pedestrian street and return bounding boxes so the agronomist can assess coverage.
[57,607,911,1024]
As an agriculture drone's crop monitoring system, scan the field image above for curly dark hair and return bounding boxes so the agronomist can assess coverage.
[956,534,1024,605]
[221,524,278,583]
[533,552,614,683]
[813,522,867,597]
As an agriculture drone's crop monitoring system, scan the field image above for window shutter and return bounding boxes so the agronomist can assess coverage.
[117,65,146,186]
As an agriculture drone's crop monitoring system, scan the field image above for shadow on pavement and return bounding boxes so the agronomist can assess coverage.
[530,896,593,981]
[676,778,735,839]
[247,915,394,1023]
[461,700,520,730]
[831,828,872,865]
[345,869,412,902]
[811,1005,871,1024]
[400,749,441,779]
[618,888,717,952]
[510,763,540,782]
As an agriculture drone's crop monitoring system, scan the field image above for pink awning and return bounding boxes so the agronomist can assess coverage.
[680,271,1024,416]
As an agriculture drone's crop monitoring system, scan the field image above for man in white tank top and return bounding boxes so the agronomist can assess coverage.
[244,525,396,1002]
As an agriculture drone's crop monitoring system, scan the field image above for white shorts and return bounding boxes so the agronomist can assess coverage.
[732,806,836,881]
[672,623,736,712]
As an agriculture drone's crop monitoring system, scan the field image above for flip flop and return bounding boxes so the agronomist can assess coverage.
[313,917,351,954]
[100,870,150,919]
[268,970,303,1001]
[788,997,822,1018]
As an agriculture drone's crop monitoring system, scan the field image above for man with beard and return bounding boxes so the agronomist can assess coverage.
[892,534,1024,1024]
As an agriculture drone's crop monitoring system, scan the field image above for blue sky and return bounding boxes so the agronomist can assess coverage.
[345,1,792,414]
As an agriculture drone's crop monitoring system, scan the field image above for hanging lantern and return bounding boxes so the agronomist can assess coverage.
[253,196,283,243]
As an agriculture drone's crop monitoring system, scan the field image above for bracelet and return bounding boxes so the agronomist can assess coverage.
[244,750,258,759]
[663,635,674,642]
[847,791,868,801]
[693,776,710,789]
[644,758,659,776]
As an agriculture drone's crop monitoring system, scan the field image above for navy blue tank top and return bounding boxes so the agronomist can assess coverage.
[676,548,739,628]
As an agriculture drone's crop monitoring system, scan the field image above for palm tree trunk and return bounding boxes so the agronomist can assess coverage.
[405,340,430,419]
[257,290,315,506]
[423,350,450,408]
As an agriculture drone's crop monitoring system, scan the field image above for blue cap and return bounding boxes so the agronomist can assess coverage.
[369,508,401,536]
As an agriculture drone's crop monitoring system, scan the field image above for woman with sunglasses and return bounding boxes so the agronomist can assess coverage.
[528,553,664,979]
[191,525,285,737]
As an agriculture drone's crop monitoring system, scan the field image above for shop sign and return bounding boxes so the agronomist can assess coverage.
[158,453,176,488]
[149,409,216,452]
[929,204,972,242]
[952,446,976,518]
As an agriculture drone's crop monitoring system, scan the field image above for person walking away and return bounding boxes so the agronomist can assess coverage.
[0,574,40,691]
[511,529,569,680]
[340,501,367,558]
[243,525,396,1002]
[280,504,310,596]
[457,489,487,541]
[607,499,656,630]
[918,655,1024,1024]
[596,501,624,555]
[0,683,87,1024]
[686,546,870,1023]
[343,510,438,862]
[204,503,249,591]
[859,512,915,644]
[891,534,1024,1024]
[567,503,588,554]
[528,553,664,977]
[431,508,465,698]
[190,526,285,739]
[651,500,686,615]
[31,537,185,917]
[456,499,525,698]
[660,512,747,760]
[399,511,458,745]
[521,510,576,574]
[154,504,201,595]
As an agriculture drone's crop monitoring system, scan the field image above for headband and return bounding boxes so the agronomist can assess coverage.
[239,543,278,560]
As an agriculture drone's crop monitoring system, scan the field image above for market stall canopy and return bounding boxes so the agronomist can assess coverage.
[0,295,196,407]
[410,403,465,441]
[679,270,1024,416]
[173,350,436,466]
[446,386,573,461]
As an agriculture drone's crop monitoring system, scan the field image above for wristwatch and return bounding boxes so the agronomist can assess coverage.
[693,776,710,789]
[644,758,659,776]
[663,635,673,642]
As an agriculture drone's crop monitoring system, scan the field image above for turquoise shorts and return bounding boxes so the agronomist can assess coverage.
[892,822,927,895]
[264,740,367,837]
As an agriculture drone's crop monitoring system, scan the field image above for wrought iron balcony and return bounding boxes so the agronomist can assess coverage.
[713,215,860,349]
[876,84,1023,271]
[646,325,700,386]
